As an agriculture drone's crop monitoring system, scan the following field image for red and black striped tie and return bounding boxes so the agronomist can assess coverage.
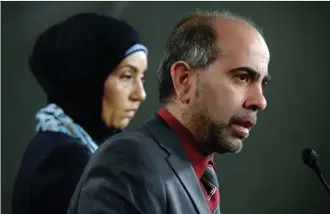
[201,165,220,214]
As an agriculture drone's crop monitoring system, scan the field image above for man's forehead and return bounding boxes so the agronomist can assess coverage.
[211,18,270,78]
[216,44,270,74]
[219,33,269,75]
[248,35,270,59]
[214,18,269,55]
[249,45,270,79]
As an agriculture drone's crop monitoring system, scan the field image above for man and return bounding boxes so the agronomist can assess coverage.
[67,10,270,214]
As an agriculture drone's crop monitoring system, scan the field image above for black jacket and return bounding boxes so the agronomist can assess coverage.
[12,131,92,214]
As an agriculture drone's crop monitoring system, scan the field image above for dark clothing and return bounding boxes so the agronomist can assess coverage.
[67,114,212,214]
[12,132,92,214]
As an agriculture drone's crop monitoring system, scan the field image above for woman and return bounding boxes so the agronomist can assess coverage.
[12,13,148,214]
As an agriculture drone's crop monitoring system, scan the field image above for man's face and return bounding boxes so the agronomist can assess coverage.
[186,22,270,155]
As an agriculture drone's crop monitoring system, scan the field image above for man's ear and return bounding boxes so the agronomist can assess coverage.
[170,61,193,104]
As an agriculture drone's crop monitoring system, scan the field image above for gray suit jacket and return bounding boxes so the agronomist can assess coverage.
[67,114,213,214]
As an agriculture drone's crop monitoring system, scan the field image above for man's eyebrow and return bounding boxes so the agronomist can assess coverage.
[229,66,271,82]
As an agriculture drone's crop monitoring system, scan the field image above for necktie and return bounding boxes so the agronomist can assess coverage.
[201,164,220,214]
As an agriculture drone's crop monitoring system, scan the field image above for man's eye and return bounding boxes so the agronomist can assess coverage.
[141,77,146,85]
[237,74,250,82]
[262,79,268,88]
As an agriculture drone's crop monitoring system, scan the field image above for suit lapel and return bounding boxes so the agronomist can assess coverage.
[142,115,210,214]
[167,153,211,214]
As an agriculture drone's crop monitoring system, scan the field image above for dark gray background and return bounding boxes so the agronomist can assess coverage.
[2,1,330,214]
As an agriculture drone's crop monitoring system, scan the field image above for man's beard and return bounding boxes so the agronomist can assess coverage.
[187,107,243,155]
[193,112,243,154]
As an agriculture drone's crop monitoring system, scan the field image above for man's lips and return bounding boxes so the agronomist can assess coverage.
[237,121,255,129]
[231,120,256,137]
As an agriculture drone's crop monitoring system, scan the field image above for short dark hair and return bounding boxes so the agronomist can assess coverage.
[156,10,260,105]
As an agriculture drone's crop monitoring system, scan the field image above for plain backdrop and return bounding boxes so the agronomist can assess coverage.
[2,2,330,214]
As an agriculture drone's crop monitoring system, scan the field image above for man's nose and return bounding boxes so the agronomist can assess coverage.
[244,86,267,111]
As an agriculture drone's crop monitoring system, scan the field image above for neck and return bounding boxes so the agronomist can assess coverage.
[164,102,212,156]
[164,102,186,130]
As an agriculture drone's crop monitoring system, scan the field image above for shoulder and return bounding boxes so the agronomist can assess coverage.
[68,132,167,214]
[29,131,87,150]
[21,131,92,172]
[103,130,153,151]
[86,130,163,176]
[96,114,168,157]
[13,131,93,198]
[95,131,153,159]
[81,130,167,195]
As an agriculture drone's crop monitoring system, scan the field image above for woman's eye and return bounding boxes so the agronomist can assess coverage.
[121,75,132,80]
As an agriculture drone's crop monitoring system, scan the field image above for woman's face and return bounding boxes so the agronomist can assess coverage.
[101,51,148,128]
